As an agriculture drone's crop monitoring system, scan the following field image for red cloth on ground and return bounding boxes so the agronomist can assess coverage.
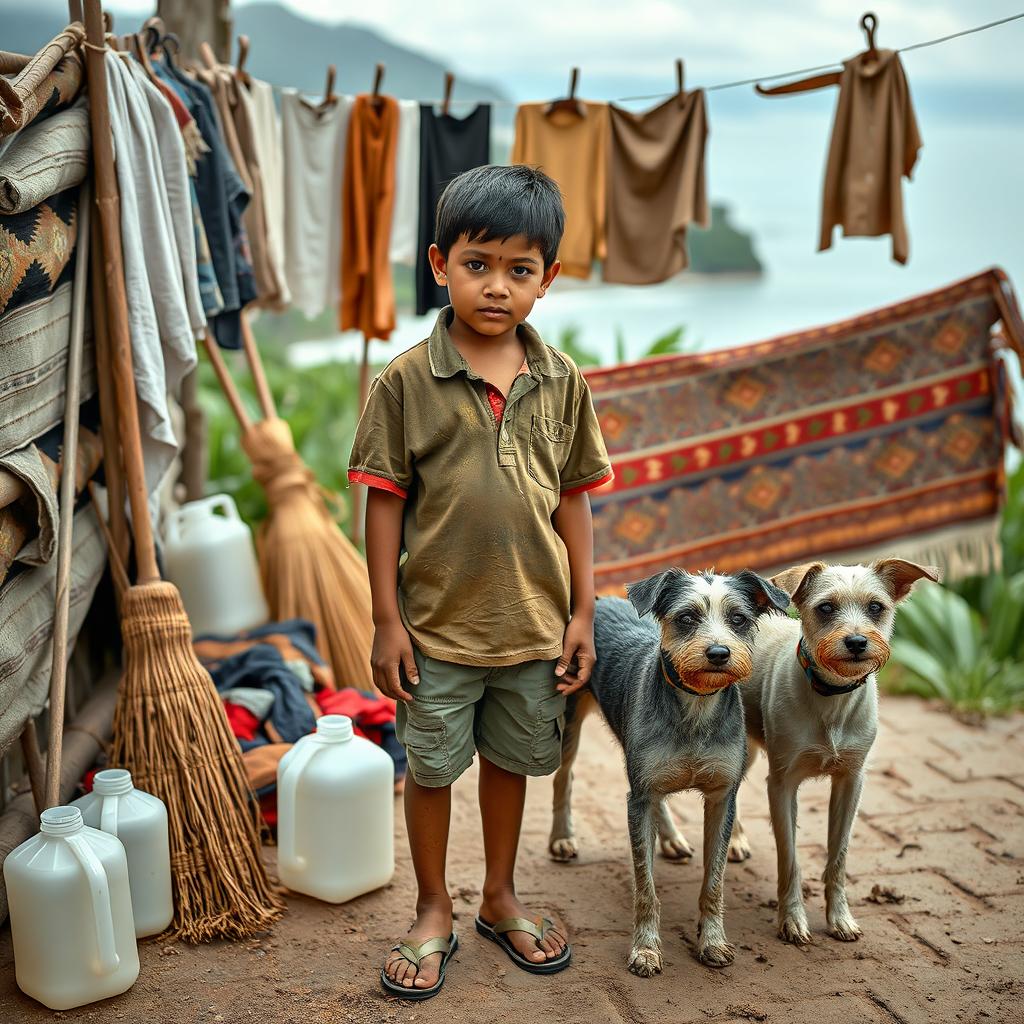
[315,688,396,746]
[222,700,261,742]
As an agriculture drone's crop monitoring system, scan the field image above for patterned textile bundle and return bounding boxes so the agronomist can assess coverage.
[585,269,1023,592]
[0,25,85,138]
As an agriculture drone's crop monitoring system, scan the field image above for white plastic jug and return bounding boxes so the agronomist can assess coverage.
[73,769,173,937]
[3,806,139,1010]
[163,493,269,636]
[277,715,394,903]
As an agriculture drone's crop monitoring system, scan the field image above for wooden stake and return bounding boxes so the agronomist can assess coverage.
[350,334,372,545]
[18,720,45,816]
[44,178,91,810]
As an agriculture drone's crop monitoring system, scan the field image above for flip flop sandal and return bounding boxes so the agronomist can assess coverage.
[475,915,571,974]
[380,932,459,1000]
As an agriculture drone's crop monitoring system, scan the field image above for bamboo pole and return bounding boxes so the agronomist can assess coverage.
[44,178,91,810]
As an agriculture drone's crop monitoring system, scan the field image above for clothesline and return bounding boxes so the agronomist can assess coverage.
[266,9,1024,106]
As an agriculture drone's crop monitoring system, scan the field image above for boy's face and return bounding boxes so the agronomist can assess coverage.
[429,233,560,337]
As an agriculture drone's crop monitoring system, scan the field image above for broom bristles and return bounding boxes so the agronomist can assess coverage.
[243,418,375,690]
[111,580,285,942]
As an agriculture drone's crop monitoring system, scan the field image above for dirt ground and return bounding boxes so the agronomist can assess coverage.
[2,696,1023,1024]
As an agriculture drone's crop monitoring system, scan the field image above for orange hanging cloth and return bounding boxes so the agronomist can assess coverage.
[819,49,921,264]
[340,94,399,340]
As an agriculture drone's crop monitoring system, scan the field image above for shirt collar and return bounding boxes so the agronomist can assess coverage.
[427,306,570,381]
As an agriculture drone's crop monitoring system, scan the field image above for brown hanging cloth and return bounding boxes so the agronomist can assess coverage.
[758,14,922,264]
[605,61,709,285]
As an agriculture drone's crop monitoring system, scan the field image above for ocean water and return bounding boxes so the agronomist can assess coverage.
[289,106,1024,368]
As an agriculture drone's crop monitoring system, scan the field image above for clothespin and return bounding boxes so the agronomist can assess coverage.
[371,62,385,110]
[545,67,583,118]
[441,71,454,116]
[321,64,337,108]
[198,41,218,71]
[236,34,251,86]
[675,58,685,105]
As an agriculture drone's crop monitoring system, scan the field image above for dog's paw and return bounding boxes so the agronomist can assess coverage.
[659,833,694,862]
[778,913,812,946]
[827,913,863,942]
[628,946,663,977]
[727,832,752,862]
[697,940,736,969]
[548,835,579,862]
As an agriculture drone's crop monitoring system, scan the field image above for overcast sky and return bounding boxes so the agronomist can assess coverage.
[100,0,1024,100]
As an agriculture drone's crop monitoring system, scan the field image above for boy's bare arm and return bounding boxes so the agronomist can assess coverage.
[364,488,419,702]
[552,491,597,695]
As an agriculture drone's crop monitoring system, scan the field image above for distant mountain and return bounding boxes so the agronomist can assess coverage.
[4,2,513,136]
[689,204,763,275]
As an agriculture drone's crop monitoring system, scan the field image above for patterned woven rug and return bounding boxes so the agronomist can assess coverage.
[584,269,1023,593]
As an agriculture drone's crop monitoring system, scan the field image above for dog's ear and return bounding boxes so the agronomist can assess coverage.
[733,570,792,615]
[871,559,941,601]
[626,569,684,619]
[770,562,826,606]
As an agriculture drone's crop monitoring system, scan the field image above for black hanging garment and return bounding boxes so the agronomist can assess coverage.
[415,104,491,316]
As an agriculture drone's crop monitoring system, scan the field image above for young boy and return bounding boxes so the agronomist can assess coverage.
[348,164,612,1000]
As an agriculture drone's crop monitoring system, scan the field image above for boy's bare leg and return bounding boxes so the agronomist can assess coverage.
[477,755,568,963]
[384,776,454,990]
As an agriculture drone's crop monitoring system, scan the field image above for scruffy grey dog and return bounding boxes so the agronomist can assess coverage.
[730,559,938,946]
[548,568,791,976]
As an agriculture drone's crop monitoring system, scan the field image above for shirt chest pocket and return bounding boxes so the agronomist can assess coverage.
[528,414,574,491]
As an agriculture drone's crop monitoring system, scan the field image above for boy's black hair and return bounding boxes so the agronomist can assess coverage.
[434,164,565,268]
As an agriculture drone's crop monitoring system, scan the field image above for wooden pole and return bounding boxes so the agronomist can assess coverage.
[239,310,276,420]
[83,0,160,585]
[203,332,253,431]
[350,334,372,545]
[88,182,130,576]
[44,178,91,810]
[18,720,45,816]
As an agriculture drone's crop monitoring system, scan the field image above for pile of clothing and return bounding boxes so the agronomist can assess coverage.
[192,619,406,827]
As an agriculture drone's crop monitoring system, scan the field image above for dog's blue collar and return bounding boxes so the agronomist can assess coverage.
[659,649,710,697]
[797,637,868,697]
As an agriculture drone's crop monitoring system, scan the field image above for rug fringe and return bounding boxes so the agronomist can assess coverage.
[767,518,1003,582]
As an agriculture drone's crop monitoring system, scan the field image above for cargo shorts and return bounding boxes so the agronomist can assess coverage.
[396,648,566,788]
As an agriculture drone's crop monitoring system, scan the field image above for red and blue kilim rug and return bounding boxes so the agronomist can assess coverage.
[583,269,1023,593]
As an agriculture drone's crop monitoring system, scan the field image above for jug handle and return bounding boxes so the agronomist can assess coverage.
[277,740,322,873]
[100,795,120,838]
[210,494,240,522]
[65,833,120,976]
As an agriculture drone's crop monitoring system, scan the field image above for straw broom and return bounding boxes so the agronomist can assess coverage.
[82,0,284,941]
[202,320,375,691]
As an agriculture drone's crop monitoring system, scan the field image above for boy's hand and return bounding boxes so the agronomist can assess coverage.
[555,615,596,695]
[370,620,419,703]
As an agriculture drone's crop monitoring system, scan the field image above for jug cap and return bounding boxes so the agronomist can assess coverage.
[93,768,134,797]
[40,806,84,836]
[316,715,353,742]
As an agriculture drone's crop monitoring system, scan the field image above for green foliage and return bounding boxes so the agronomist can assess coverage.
[885,574,1024,718]
[555,324,603,368]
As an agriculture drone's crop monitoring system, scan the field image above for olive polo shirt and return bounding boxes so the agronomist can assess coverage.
[348,308,613,667]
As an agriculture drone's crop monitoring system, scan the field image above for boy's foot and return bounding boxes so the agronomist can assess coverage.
[383,898,454,991]
[478,892,568,964]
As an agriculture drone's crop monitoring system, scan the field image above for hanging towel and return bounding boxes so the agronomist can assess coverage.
[281,90,350,321]
[340,94,399,340]
[819,49,921,264]
[247,77,290,308]
[604,91,709,285]
[414,104,490,315]
[389,99,421,267]
[511,102,608,280]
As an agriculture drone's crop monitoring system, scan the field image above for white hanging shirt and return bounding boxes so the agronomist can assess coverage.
[388,99,420,266]
[281,89,352,320]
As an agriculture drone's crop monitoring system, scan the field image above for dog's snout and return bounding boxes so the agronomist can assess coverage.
[706,644,731,666]
[844,634,868,655]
